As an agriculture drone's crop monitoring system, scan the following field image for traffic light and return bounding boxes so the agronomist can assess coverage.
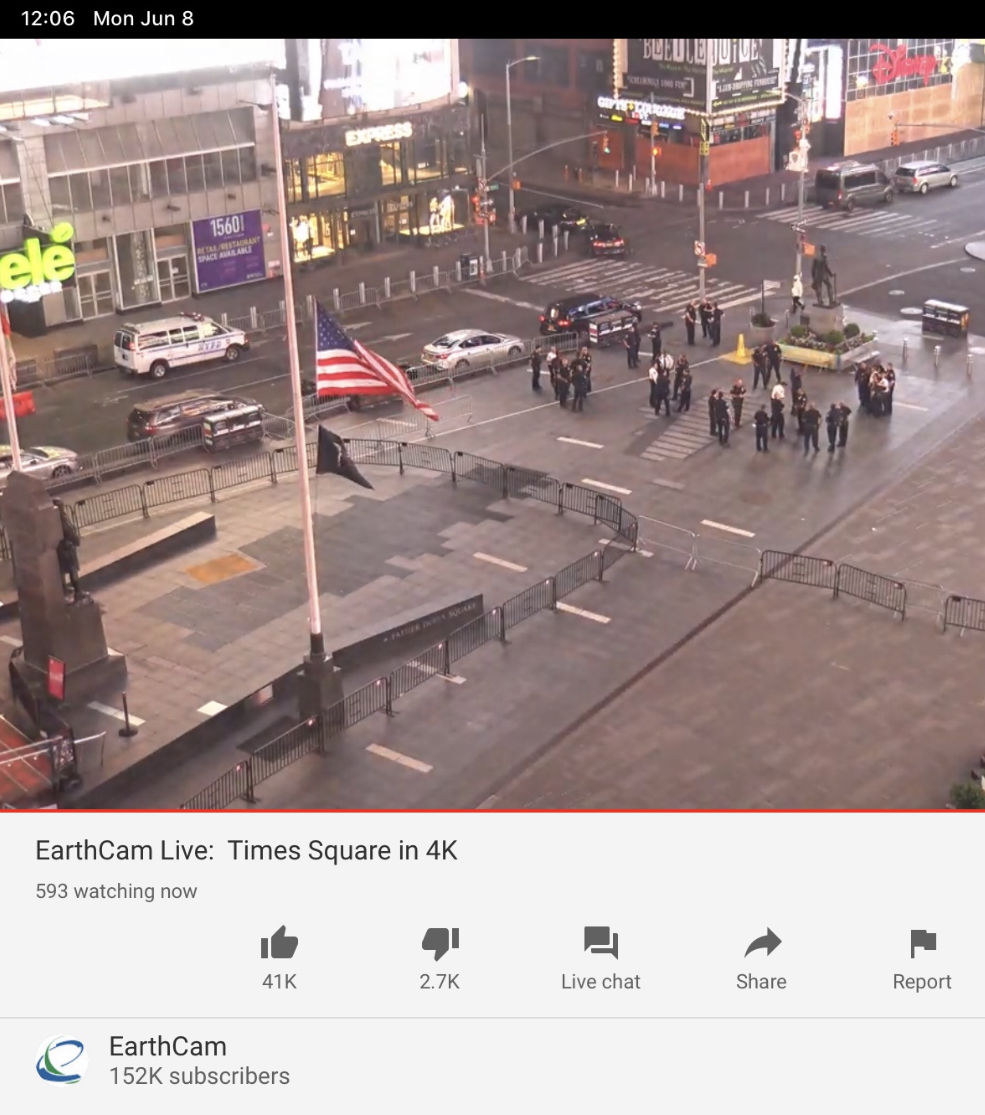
[891,126,900,147]
[793,128,802,143]
[602,132,611,155]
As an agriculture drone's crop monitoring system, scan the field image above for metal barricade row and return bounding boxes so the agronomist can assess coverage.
[70,485,146,528]
[758,549,837,590]
[343,678,388,726]
[942,593,985,634]
[834,563,906,620]
[143,469,212,509]
[447,611,498,664]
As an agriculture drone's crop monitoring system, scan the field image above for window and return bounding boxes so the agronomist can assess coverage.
[185,155,205,193]
[129,163,150,201]
[203,151,223,189]
[414,136,444,182]
[239,146,257,182]
[89,168,111,208]
[149,161,169,198]
[110,165,132,206]
[576,50,610,91]
[200,321,224,338]
[220,149,240,187]
[305,152,345,198]
[167,329,186,344]
[845,171,875,189]
[286,158,303,204]
[378,141,405,188]
[69,171,93,210]
[470,39,513,76]
[0,180,22,223]
[450,133,469,175]
[524,44,569,87]
[139,332,170,350]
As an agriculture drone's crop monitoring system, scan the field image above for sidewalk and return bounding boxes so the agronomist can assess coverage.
[12,224,535,375]
[518,128,985,213]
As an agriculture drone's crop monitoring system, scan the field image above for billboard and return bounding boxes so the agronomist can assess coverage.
[192,210,265,294]
[317,39,454,118]
[624,39,787,113]
[846,39,954,101]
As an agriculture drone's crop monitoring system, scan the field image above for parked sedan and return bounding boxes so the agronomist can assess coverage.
[421,329,524,372]
[519,204,589,233]
[894,160,958,194]
[584,222,629,257]
[0,445,80,483]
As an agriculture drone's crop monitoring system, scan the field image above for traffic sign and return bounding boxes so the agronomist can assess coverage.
[693,240,705,257]
[704,252,717,267]
[763,280,782,291]
[699,141,710,157]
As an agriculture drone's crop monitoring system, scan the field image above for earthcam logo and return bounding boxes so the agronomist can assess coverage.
[36,1035,88,1085]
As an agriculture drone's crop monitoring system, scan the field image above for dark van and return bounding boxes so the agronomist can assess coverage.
[126,391,258,442]
[539,293,643,336]
[814,162,894,211]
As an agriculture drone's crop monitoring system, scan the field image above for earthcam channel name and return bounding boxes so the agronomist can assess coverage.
[107,1036,290,1087]
[35,838,459,864]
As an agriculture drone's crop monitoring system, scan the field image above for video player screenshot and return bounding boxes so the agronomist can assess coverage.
[1,29,982,1113]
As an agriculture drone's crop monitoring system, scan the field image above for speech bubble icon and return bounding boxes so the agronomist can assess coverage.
[584,926,612,951]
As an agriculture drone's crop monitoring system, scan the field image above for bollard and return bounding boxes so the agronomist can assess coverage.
[765,187,770,206]
[678,183,684,202]
[901,337,908,365]
[615,169,620,189]
[563,230,569,252]
[718,190,724,210]
[279,299,286,326]
[521,215,528,235]
[628,171,634,191]
[358,281,366,305]
[332,287,341,312]
[455,260,462,282]
[744,190,750,209]
[305,293,315,318]
[409,269,416,294]
[552,233,559,257]
[536,240,543,264]
[647,176,653,196]
[119,693,138,739]
[967,352,974,379]
[660,180,666,199]
[249,305,259,330]
[514,247,522,269]
[432,265,439,287]
[780,182,786,203]
[220,312,229,328]
[538,219,545,240]
[384,276,391,299]
[501,250,507,272]
[934,344,942,369]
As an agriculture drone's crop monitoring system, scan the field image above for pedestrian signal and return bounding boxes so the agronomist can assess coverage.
[890,127,900,147]
[652,146,662,157]
[602,132,611,155]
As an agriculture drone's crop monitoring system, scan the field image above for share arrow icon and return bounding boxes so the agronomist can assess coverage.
[744,928,782,957]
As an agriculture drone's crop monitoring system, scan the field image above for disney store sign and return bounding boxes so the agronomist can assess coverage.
[870,42,942,87]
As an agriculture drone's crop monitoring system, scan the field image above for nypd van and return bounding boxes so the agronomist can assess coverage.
[113,312,249,379]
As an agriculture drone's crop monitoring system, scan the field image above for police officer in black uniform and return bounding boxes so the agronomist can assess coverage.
[556,359,571,407]
[752,345,768,391]
[699,298,713,339]
[837,401,852,448]
[802,401,821,455]
[683,302,697,345]
[770,392,785,440]
[714,390,731,445]
[653,361,671,415]
[766,339,782,384]
[711,302,724,346]
[673,354,688,401]
[571,359,589,412]
[677,366,693,412]
[754,405,770,452]
[825,402,840,452]
[707,387,718,435]
[530,344,543,392]
[649,322,663,361]
[789,363,803,403]
[791,386,808,433]
[730,378,747,428]
[624,323,641,369]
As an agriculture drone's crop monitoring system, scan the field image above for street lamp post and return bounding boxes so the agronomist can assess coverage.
[506,55,539,234]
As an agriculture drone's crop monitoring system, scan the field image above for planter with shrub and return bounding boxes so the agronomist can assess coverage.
[748,310,777,345]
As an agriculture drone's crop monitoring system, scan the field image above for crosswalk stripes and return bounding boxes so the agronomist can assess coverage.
[638,401,714,461]
[520,258,764,316]
[760,205,938,239]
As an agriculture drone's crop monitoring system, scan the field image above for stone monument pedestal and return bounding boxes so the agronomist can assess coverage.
[803,302,845,335]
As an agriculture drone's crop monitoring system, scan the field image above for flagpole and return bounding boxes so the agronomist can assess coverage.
[268,74,328,668]
[0,306,22,470]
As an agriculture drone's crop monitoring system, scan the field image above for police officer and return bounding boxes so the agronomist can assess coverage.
[766,339,782,384]
[770,382,786,440]
[754,404,770,452]
[714,389,731,445]
[571,360,589,412]
[711,302,724,346]
[677,366,693,412]
[579,346,593,394]
[653,360,671,415]
[791,386,808,433]
[825,402,840,452]
[802,401,821,455]
[548,348,560,397]
[752,345,768,391]
[789,364,803,407]
[884,363,896,414]
[624,322,641,368]
[837,401,852,447]
[649,322,663,360]
[683,302,697,345]
[707,387,718,435]
[530,344,543,392]
[699,298,713,339]
[855,362,871,412]
[673,354,688,400]
[730,378,747,427]
[556,359,571,407]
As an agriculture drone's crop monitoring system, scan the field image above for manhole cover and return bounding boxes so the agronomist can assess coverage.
[900,307,923,316]
[961,266,977,273]
[888,289,905,295]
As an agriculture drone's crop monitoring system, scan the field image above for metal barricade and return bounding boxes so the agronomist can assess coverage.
[142,469,212,509]
[637,515,697,570]
[942,594,985,634]
[69,485,146,528]
[453,451,505,493]
[694,533,762,585]
[505,467,560,505]
[833,563,906,620]
[399,443,454,474]
[502,581,553,630]
[447,611,498,663]
[758,549,837,590]
[343,678,389,726]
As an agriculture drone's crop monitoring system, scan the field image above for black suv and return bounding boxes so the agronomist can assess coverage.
[126,391,258,441]
[539,293,643,336]
[585,222,628,258]
[521,204,588,233]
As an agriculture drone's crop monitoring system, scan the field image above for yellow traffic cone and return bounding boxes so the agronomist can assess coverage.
[724,331,752,365]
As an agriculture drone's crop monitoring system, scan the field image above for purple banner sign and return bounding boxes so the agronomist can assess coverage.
[192,210,265,292]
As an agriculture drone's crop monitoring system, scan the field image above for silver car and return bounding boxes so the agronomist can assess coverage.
[0,445,80,483]
[895,161,958,194]
[421,329,524,372]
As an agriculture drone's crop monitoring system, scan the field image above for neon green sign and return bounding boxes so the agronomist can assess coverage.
[0,222,76,303]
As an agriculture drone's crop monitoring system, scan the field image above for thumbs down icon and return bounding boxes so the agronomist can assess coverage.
[422,927,459,961]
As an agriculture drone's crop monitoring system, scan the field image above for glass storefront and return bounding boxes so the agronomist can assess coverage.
[154,225,192,302]
[290,211,349,263]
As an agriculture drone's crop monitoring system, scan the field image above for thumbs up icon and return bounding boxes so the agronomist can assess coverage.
[260,925,299,960]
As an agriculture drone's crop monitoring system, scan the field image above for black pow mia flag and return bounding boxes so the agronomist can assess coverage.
[315,427,374,489]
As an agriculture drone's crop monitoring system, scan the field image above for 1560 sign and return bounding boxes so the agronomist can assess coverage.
[0,221,76,304]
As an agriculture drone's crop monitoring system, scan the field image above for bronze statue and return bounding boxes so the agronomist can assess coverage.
[54,500,84,603]
[811,245,837,307]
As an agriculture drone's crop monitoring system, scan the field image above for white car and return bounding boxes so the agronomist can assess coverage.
[422,329,524,372]
[0,445,80,483]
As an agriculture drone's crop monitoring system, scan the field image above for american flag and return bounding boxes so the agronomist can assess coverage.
[314,302,438,422]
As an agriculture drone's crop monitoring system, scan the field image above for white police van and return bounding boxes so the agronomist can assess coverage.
[113,312,249,379]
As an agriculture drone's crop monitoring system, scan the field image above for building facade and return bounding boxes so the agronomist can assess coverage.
[278,39,470,264]
[0,64,280,337]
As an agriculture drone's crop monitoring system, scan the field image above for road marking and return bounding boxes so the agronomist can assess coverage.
[197,701,227,716]
[88,700,146,727]
[840,257,965,295]
[893,401,930,412]
[366,743,433,774]
[557,601,611,624]
[581,478,632,495]
[473,552,528,572]
[463,288,543,311]
[557,436,604,449]
[0,635,21,647]
[932,227,985,249]
[344,321,373,330]
[408,661,467,684]
[371,332,413,343]
[651,478,686,490]
[700,519,756,539]
[599,538,653,558]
